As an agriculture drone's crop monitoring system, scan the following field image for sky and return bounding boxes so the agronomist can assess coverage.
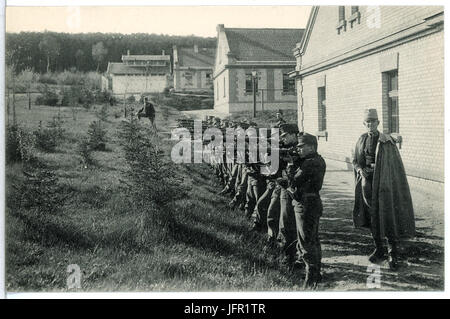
[5,5,312,37]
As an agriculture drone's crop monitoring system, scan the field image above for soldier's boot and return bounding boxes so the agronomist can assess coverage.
[280,253,295,268]
[388,242,399,271]
[228,198,238,209]
[303,264,321,290]
[219,185,231,195]
[368,241,386,263]
[263,237,278,255]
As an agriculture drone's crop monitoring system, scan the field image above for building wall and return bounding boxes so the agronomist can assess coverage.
[213,69,230,113]
[302,6,443,68]
[111,74,168,94]
[299,30,444,187]
[174,69,213,91]
[215,68,298,114]
[101,76,108,91]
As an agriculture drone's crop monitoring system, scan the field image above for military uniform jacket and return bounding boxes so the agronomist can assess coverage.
[291,153,326,199]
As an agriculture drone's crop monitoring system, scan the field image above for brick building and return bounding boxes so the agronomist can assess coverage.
[102,51,171,96]
[291,6,444,191]
[213,24,304,114]
[173,45,215,92]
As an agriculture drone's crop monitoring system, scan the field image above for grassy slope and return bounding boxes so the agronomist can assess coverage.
[6,97,304,292]
[6,97,444,292]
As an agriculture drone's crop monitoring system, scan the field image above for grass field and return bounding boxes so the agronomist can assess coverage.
[5,96,308,291]
[5,95,444,292]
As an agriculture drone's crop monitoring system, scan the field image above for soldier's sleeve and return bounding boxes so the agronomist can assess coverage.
[293,159,316,187]
[352,137,362,172]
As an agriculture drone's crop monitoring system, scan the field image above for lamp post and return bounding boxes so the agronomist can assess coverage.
[252,70,257,118]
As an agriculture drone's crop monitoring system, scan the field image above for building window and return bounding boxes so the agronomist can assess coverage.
[282,73,295,94]
[184,71,193,86]
[383,70,399,133]
[245,73,258,93]
[318,86,326,131]
[349,6,361,27]
[339,6,345,21]
[223,77,226,97]
[337,6,347,34]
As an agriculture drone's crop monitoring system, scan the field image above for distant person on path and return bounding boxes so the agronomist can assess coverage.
[275,109,286,127]
[137,96,156,128]
[352,108,415,270]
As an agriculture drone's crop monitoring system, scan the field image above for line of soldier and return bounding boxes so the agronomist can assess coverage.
[202,111,326,289]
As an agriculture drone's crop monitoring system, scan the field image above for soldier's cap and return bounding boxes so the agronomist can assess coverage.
[214,117,221,122]
[279,123,299,137]
[276,109,283,115]
[364,109,378,121]
[249,121,258,127]
[240,119,250,129]
[297,133,318,149]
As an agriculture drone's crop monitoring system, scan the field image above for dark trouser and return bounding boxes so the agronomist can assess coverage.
[293,195,322,277]
[232,166,248,206]
[252,180,275,229]
[245,175,264,218]
[361,174,398,252]
[267,184,281,241]
[278,187,297,257]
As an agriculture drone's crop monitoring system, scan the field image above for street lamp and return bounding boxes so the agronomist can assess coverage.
[251,70,257,118]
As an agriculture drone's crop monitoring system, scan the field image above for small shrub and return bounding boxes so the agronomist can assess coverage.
[6,124,35,164]
[126,95,136,103]
[47,113,65,141]
[80,86,95,109]
[119,115,184,215]
[12,163,62,212]
[34,114,65,152]
[95,90,116,105]
[78,137,95,168]
[34,123,57,153]
[87,120,107,151]
[96,104,109,122]
[38,73,58,85]
[35,85,59,106]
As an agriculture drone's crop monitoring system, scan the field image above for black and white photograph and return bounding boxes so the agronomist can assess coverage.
[1,1,446,298]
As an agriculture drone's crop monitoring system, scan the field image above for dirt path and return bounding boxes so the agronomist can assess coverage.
[306,164,444,290]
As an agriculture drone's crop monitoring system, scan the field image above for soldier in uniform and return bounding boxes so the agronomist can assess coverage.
[276,123,302,265]
[290,133,326,289]
[137,96,156,128]
[275,109,286,127]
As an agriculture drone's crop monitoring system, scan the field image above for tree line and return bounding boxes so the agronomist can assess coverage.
[6,31,217,74]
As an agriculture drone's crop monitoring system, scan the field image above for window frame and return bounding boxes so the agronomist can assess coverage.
[317,86,327,132]
[282,73,296,95]
[245,73,258,94]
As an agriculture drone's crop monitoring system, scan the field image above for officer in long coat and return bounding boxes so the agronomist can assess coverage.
[352,109,415,270]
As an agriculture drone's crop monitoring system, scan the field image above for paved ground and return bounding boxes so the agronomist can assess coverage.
[317,162,444,291]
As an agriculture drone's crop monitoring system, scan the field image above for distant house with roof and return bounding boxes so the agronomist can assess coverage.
[102,51,171,96]
[173,45,215,92]
[213,24,305,114]
[292,6,444,191]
